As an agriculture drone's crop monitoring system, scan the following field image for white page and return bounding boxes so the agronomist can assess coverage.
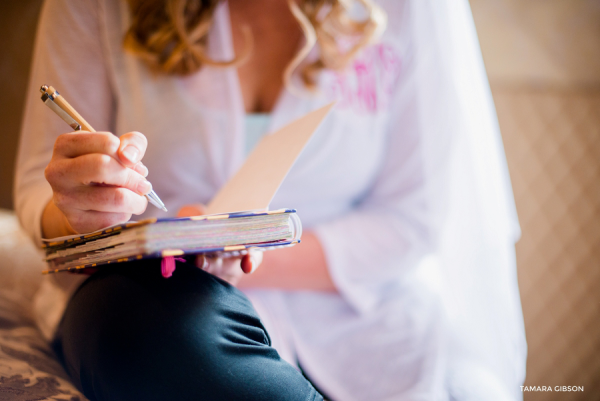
[206,103,335,215]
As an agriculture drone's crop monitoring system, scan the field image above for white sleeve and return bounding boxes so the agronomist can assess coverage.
[14,0,114,244]
[312,9,434,314]
[318,0,526,397]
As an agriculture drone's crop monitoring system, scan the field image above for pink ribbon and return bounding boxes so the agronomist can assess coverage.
[161,256,186,278]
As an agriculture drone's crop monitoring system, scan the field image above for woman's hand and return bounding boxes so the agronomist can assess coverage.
[42,131,151,237]
[197,252,263,286]
[177,203,263,286]
[237,231,336,292]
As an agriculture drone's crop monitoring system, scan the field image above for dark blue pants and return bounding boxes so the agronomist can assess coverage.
[53,259,323,401]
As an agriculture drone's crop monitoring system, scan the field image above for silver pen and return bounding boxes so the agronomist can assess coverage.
[40,85,167,212]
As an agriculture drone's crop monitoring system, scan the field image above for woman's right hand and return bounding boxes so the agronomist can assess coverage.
[42,131,151,237]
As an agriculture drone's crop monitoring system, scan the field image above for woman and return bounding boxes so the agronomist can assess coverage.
[16,0,527,399]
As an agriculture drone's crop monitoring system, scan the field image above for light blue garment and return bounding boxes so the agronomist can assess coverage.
[244,113,271,156]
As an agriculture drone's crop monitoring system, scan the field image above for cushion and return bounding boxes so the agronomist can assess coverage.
[0,209,87,400]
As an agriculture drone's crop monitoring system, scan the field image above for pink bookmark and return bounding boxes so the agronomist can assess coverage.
[161,256,186,278]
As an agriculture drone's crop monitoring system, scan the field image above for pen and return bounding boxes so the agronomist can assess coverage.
[40,85,168,212]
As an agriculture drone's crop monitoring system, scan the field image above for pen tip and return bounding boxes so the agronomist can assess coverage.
[162,207,168,212]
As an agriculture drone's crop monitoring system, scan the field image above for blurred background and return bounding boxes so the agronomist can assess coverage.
[0,1,598,399]
[470,1,600,399]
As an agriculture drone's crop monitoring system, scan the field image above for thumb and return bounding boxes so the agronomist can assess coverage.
[117,131,148,168]
[177,204,207,217]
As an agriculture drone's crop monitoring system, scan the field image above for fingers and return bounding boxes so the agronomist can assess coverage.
[118,132,149,177]
[48,154,152,195]
[53,131,149,176]
[62,209,132,235]
[196,254,244,285]
[241,250,263,274]
[195,249,263,286]
[241,255,252,274]
[177,204,207,217]
[54,131,120,159]
[196,255,209,270]
[117,131,148,167]
[133,162,149,177]
[46,130,153,235]
[54,186,148,215]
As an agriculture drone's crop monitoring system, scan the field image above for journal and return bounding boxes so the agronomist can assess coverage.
[42,103,334,274]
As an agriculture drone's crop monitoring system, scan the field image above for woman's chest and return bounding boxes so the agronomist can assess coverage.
[117,96,390,205]
[110,45,401,219]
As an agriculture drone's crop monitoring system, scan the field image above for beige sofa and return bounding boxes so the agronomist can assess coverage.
[0,209,87,400]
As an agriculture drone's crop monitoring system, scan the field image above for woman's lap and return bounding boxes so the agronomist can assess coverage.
[53,259,322,401]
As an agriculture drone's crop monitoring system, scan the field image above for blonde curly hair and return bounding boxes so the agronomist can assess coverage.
[123,0,386,90]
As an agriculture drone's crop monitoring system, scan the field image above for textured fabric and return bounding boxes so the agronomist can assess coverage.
[493,87,600,399]
[0,209,45,302]
[0,291,87,400]
[15,0,526,399]
[53,260,322,401]
[0,209,87,399]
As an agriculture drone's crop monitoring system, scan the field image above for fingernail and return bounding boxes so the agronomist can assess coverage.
[250,255,259,273]
[137,179,152,195]
[138,163,149,177]
[122,145,140,163]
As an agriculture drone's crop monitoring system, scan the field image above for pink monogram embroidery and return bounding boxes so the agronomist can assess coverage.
[326,43,402,113]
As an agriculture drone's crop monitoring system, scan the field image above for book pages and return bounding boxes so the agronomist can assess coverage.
[206,103,335,215]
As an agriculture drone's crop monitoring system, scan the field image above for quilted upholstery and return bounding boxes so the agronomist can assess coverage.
[0,210,87,400]
[493,87,600,400]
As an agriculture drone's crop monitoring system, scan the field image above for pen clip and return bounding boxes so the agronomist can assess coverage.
[41,93,82,131]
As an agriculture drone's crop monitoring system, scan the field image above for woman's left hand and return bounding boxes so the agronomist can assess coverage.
[197,251,263,286]
[177,204,263,286]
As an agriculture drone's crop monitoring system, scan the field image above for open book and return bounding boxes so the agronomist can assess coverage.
[42,103,335,274]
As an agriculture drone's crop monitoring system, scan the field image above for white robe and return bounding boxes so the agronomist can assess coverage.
[15,0,526,399]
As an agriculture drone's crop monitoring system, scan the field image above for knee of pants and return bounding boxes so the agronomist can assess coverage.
[58,261,278,400]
